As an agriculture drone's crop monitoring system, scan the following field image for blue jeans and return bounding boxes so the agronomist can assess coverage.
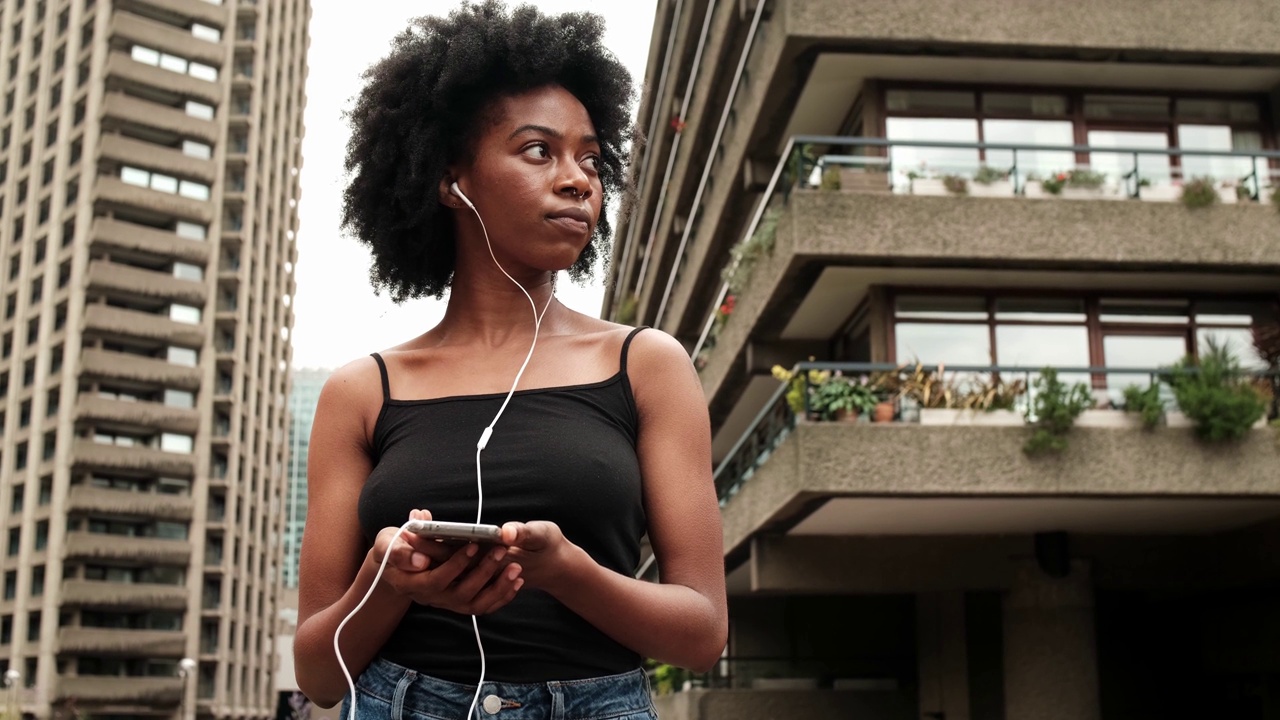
[342,658,659,720]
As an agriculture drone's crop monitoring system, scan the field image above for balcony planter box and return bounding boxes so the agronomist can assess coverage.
[1075,409,1145,428]
[1138,183,1180,203]
[909,178,949,196]
[1061,186,1123,201]
[839,168,892,194]
[1217,186,1239,204]
[968,179,1015,198]
[919,409,1022,426]
[1165,410,1267,430]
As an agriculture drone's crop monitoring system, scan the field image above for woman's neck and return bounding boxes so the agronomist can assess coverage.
[435,270,559,348]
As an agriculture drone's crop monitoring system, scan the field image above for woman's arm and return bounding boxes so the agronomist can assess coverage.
[502,330,728,671]
[292,360,523,707]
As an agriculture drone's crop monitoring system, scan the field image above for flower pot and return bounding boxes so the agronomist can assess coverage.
[873,402,896,423]
[910,178,948,196]
[968,179,1015,198]
[833,409,861,423]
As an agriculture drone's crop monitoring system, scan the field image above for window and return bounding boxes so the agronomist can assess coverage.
[9,486,22,514]
[173,262,203,281]
[164,389,195,408]
[4,294,14,319]
[185,101,214,120]
[20,360,32,386]
[34,521,47,551]
[38,477,50,505]
[18,401,29,428]
[6,529,18,557]
[167,346,197,366]
[130,44,218,81]
[25,319,37,345]
[169,304,201,324]
[29,567,42,598]
[176,221,207,240]
[41,431,54,462]
[191,23,221,42]
[0,615,10,644]
[45,388,57,417]
[3,573,14,601]
[182,139,212,159]
[26,611,39,641]
[161,433,194,454]
[119,166,209,200]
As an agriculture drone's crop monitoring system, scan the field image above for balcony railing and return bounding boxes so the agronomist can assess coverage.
[714,362,1280,505]
[651,656,906,694]
[688,136,1280,360]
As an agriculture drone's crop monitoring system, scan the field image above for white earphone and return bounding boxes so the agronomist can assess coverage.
[335,179,553,720]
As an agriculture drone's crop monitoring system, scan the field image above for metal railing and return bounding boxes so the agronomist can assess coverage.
[714,361,1280,504]
[651,656,908,694]
[689,135,1280,361]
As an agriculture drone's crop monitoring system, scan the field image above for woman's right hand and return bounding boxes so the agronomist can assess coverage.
[370,509,524,615]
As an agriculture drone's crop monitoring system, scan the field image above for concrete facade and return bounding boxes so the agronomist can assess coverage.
[611,0,1280,718]
[0,0,308,717]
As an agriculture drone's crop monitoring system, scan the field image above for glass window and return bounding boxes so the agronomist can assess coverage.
[1102,334,1188,401]
[172,262,204,281]
[178,180,210,200]
[983,93,1067,117]
[1197,329,1266,370]
[167,346,198,366]
[160,433,194,454]
[1196,300,1268,326]
[1175,99,1260,123]
[169,304,202,324]
[120,166,150,187]
[886,117,980,187]
[895,323,992,366]
[188,62,218,82]
[886,90,975,114]
[1088,130,1172,186]
[1177,125,1255,185]
[158,53,188,74]
[995,298,1086,322]
[182,140,211,159]
[164,389,195,408]
[1099,299,1189,325]
[1084,95,1170,121]
[184,101,214,120]
[995,325,1091,388]
[149,173,178,194]
[983,120,1075,179]
[896,295,987,320]
[191,23,221,42]
[130,45,160,66]
[176,221,207,240]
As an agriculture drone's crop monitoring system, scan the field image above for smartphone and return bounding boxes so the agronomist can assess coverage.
[404,519,503,544]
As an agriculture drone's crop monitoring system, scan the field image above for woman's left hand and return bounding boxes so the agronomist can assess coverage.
[500,521,583,593]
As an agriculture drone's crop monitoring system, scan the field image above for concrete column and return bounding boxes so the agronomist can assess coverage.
[1003,560,1100,720]
[917,591,970,720]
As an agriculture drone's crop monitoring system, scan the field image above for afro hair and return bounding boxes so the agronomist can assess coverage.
[340,1,635,302]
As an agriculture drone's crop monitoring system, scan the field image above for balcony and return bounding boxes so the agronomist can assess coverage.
[123,0,229,29]
[99,134,217,185]
[105,51,221,106]
[91,217,211,266]
[83,305,206,349]
[59,626,187,656]
[74,393,201,436]
[61,579,188,610]
[111,10,224,67]
[101,92,219,145]
[70,439,197,478]
[713,363,1280,558]
[65,531,192,565]
[80,348,203,391]
[66,485,195,522]
[96,175,215,225]
[87,259,208,307]
[55,675,183,703]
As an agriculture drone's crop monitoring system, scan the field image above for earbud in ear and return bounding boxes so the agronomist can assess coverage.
[450,182,475,210]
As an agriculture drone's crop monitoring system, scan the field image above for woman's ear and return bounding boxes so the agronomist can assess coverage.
[438,176,459,209]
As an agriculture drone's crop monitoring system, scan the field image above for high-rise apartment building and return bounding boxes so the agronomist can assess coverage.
[0,0,307,717]
[613,2,1280,719]
[282,367,325,591]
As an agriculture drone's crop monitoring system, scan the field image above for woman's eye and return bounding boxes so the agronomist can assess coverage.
[523,143,550,159]
[583,155,601,171]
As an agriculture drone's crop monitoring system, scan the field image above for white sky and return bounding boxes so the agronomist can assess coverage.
[290,1,658,370]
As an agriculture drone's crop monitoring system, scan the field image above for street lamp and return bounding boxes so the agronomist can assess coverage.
[177,658,197,720]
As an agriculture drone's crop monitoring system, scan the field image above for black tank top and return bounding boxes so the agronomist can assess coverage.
[357,327,648,683]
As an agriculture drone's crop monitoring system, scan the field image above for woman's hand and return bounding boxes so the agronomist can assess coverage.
[372,509,524,615]
[499,521,585,593]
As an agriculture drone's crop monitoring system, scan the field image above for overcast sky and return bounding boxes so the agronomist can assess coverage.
[290,1,658,370]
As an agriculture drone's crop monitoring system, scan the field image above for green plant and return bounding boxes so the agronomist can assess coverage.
[810,375,879,420]
[973,165,1008,185]
[942,174,968,195]
[771,364,828,416]
[957,375,1027,411]
[820,167,842,191]
[721,207,780,293]
[1023,368,1093,455]
[1161,339,1267,441]
[1180,177,1219,209]
[650,662,693,695]
[616,294,638,325]
[1272,186,1280,213]
[1235,183,1253,202]
[1041,169,1106,194]
[897,363,958,409]
[1122,383,1165,429]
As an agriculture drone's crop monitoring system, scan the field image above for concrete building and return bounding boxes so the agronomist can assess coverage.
[0,0,308,717]
[610,2,1280,719]
[282,367,324,592]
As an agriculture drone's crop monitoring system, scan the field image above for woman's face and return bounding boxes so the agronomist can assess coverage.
[448,84,605,277]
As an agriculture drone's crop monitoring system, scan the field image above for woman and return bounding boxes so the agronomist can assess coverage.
[293,2,728,718]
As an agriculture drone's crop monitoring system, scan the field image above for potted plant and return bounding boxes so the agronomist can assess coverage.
[1023,368,1094,455]
[969,165,1015,198]
[810,375,879,422]
[1057,169,1114,200]
[771,364,829,420]
[1179,177,1219,209]
[942,174,969,196]
[1160,340,1268,441]
[1121,383,1165,429]
[907,168,948,196]
[922,374,1027,426]
[897,363,957,423]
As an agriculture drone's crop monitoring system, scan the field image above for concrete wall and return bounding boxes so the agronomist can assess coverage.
[786,0,1280,57]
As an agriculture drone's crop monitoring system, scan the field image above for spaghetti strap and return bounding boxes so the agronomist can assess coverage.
[619,326,649,375]
[369,352,391,402]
